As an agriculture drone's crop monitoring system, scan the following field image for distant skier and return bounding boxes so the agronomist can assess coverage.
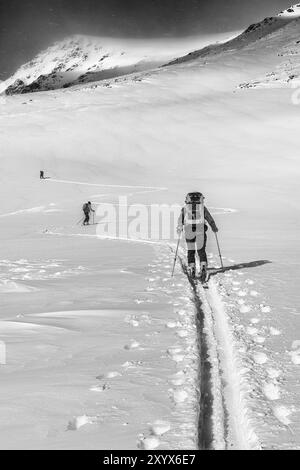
[177,192,218,281]
[82,201,95,226]
[40,170,45,179]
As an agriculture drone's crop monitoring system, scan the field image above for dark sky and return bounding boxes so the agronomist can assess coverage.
[0,0,292,79]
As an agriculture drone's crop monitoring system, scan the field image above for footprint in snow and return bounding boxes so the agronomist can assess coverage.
[267,368,281,379]
[263,383,280,401]
[172,389,188,404]
[250,291,259,297]
[166,321,179,329]
[137,434,160,450]
[90,384,110,393]
[287,348,300,365]
[67,415,96,431]
[170,377,186,386]
[176,330,189,338]
[253,335,266,344]
[176,309,186,317]
[253,352,268,365]
[122,360,144,369]
[167,348,185,363]
[150,420,171,436]
[269,327,281,336]
[124,341,141,351]
[246,327,259,336]
[167,347,182,355]
[250,318,260,324]
[260,305,271,313]
[273,406,293,426]
[237,290,248,297]
[239,305,251,314]
[96,372,121,380]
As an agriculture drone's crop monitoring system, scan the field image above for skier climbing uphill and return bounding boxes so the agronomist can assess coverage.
[82,201,95,226]
[177,192,218,281]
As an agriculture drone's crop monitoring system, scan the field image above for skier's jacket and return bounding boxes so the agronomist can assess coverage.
[83,203,91,214]
[177,205,218,248]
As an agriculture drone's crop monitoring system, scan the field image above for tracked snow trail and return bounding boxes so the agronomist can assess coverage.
[198,280,261,449]
[179,256,261,450]
[47,178,167,192]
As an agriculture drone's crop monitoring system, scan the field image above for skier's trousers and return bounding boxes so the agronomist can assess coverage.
[186,234,207,265]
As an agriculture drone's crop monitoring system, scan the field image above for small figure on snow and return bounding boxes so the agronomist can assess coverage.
[40,170,45,179]
[177,192,218,281]
[82,201,95,226]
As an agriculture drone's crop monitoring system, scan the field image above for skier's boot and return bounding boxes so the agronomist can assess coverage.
[200,262,208,284]
[188,263,196,279]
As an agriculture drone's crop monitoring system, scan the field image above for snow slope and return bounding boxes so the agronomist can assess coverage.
[0,5,300,451]
[168,5,300,66]
[278,3,300,17]
[0,33,233,95]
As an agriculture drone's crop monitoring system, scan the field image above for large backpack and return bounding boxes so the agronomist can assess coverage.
[83,203,89,212]
[185,192,203,204]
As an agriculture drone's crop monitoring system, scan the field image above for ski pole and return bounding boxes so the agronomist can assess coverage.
[215,232,224,270]
[171,230,182,277]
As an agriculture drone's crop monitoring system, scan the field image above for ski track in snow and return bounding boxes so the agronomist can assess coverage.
[169,248,299,449]
[47,178,168,193]
[0,203,63,218]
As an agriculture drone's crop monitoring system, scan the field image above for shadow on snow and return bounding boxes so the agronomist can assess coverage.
[208,260,271,278]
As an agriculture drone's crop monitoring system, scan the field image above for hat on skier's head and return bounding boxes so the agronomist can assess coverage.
[185,192,204,204]
[88,201,92,205]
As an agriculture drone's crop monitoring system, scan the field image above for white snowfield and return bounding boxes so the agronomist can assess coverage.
[0,4,299,450]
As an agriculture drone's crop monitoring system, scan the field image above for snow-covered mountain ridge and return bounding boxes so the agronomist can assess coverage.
[0,33,230,96]
[278,3,300,17]
[168,4,300,66]
[0,35,166,95]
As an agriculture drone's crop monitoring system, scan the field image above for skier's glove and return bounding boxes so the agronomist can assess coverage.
[177,226,183,235]
[213,226,219,233]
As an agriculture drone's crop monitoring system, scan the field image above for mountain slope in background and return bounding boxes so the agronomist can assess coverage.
[166,4,300,90]
[278,3,300,16]
[168,4,300,66]
[0,33,232,96]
